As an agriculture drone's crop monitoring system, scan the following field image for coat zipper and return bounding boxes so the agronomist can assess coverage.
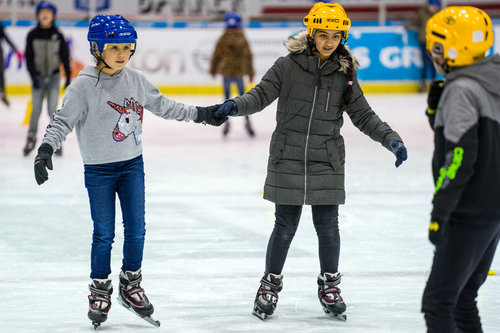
[304,59,324,204]
[304,86,318,204]
[325,87,331,112]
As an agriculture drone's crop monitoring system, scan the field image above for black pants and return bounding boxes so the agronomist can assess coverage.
[265,204,340,275]
[422,221,500,333]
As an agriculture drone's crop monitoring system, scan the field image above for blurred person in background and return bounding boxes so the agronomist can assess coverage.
[0,21,23,107]
[23,1,71,156]
[214,2,407,321]
[422,6,500,332]
[405,0,441,92]
[210,11,255,137]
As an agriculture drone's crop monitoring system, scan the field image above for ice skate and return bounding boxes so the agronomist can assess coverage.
[117,269,160,327]
[244,118,255,137]
[1,93,9,107]
[252,273,283,320]
[222,120,230,136]
[23,135,36,156]
[318,272,347,321]
[88,278,113,329]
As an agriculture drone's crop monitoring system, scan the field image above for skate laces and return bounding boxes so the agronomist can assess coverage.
[88,279,113,312]
[258,274,283,304]
[318,272,343,303]
[121,270,150,305]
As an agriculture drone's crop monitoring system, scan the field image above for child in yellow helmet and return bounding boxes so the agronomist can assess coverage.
[422,6,500,332]
[213,2,407,320]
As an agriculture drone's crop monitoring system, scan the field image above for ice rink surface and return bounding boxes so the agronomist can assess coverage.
[1,93,499,332]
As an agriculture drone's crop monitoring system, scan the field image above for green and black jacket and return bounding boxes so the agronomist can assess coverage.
[431,53,500,225]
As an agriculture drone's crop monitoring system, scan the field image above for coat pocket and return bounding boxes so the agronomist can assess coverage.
[271,133,286,164]
[326,139,340,170]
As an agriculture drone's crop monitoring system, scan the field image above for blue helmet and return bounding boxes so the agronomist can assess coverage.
[428,0,441,6]
[36,1,57,16]
[224,12,241,29]
[87,15,137,57]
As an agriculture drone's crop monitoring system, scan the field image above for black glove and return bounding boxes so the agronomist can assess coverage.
[390,141,407,168]
[32,76,41,89]
[215,100,238,117]
[195,104,227,126]
[428,219,446,246]
[427,79,445,112]
[34,143,54,185]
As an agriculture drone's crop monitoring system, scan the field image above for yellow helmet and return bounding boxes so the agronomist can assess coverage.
[303,2,351,40]
[426,6,493,67]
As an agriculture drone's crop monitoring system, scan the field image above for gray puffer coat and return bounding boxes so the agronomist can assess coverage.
[232,31,403,205]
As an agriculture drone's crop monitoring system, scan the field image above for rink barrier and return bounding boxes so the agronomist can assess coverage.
[5,81,419,96]
[3,22,499,94]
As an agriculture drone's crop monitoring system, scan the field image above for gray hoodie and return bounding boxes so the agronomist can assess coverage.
[431,53,500,224]
[42,66,197,164]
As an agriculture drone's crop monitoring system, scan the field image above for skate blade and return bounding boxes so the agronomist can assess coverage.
[325,312,347,321]
[252,308,268,320]
[92,322,101,330]
[117,295,161,327]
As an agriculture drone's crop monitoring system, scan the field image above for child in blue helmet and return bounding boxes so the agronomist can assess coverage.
[210,12,255,137]
[33,14,225,329]
[23,1,71,156]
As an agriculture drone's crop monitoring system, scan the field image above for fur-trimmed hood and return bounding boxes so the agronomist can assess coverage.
[284,30,358,73]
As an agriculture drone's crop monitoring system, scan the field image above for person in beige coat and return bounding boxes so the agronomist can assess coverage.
[210,12,255,137]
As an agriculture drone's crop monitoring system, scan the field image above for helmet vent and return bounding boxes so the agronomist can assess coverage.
[431,31,446,39]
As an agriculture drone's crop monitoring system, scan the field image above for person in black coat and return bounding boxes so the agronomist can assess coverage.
[0,22,22,107]
[23,1,71,156]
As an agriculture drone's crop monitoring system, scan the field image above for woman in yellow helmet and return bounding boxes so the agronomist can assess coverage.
[422,6,500,332]
[214,2,407,320]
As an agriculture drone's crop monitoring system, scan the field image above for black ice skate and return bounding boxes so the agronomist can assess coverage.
[222,120,230,136]
[117,269,160,327]
[1,92,9,107]
[318,272,347,321]
[88,278,113,329]
[252,273,283,320]
[244,117,255,137]
[23,136,36,156]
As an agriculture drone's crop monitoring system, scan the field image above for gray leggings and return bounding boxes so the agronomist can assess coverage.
[265,204,340,275]
[28,72,60,138]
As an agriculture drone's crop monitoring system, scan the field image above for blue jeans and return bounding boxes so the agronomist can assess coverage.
[84,155,146,279]
[223,76,244,100]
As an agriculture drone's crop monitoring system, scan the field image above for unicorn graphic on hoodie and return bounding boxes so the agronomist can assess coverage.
[108,98,143,145]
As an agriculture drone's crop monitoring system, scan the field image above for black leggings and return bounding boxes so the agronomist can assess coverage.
[265,204,340,275]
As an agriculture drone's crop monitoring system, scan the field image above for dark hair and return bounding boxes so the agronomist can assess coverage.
[335,43,355,112]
